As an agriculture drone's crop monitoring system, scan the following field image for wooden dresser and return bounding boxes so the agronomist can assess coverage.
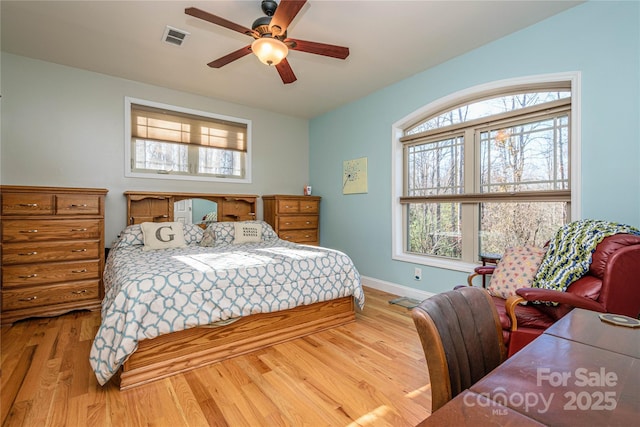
[262,195,321,245]
[0,185,108,325]
[124,191,257,225]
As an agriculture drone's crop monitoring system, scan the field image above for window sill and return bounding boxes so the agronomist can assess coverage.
[124,170,251,184]
[392,251,478,273]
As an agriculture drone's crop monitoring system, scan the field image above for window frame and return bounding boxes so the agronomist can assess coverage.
[124,97,252,183]
[391,72,581,272]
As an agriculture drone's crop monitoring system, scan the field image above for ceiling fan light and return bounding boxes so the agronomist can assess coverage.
[251,37,288,66]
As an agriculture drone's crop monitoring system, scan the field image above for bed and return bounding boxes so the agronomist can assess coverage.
[89,218,364,390]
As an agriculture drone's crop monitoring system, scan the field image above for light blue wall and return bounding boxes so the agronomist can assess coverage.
[309,1,640,294]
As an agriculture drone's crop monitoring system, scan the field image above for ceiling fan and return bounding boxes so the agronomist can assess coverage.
[185,0,349,84]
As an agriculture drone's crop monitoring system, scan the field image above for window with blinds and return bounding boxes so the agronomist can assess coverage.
[125,98,251,183]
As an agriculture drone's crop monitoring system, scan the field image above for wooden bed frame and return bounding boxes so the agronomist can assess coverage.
[114,191,357,390]
[118,296,355,390]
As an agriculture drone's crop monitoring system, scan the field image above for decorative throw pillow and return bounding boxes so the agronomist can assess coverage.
[140,222,187,251]
[233,222,262,244]
[199,227,216,247]
[206,221,277,245]
[487,245,547,299]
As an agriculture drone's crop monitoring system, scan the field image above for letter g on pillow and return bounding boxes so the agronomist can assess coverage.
[141,222,187,251]
[155,225,176,242]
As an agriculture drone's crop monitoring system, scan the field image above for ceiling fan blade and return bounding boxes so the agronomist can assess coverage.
[269,0,307,36]
[207,46,253,68]
[275,59,297,84]
[285,38,349,59]
[185,7,257,37]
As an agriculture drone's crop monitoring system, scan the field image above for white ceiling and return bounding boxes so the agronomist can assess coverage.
[1,0,581,119]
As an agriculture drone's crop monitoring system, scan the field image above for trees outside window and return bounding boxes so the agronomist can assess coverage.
[399,84,572,264]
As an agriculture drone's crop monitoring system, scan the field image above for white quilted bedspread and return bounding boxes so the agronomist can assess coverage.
[90,232,363,385]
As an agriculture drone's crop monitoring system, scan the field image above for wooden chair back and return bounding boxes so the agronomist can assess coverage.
[411,287,506,412]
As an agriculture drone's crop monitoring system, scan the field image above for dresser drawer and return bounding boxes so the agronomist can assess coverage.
[278,215,318,230]
[2,280,100,311]
[2,260,100,287]
[298,200,319,214]
[2,240,101,265]
[56,194,101,215]
[1,193,54,215]
[279,229,318,244]
[2,219,101,242]
[276,199,301,214]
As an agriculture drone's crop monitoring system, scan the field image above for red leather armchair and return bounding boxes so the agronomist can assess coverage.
[487,234,640,355]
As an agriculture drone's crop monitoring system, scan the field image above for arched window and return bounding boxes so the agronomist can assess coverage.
[392,75,580,269]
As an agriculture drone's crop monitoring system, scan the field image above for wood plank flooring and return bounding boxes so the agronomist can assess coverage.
[1,287,432,426]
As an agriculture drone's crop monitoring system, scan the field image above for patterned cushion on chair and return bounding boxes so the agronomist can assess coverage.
[487,245,547,299]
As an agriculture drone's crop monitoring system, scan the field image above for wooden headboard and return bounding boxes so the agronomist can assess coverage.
[124,191,258,225]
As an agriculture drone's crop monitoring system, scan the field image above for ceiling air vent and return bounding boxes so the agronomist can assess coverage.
[162,26,190,46]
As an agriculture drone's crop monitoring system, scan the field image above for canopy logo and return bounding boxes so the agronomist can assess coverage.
[464,367,619,414]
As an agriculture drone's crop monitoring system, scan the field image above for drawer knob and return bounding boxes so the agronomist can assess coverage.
[19,274,38,279]
[19,296,38,302]
[19,251,38,256]
[20,229,39,233]
[71,228,88,232]
[70,204,88,207]
[18,203,39,207]
[285,222,292,225]
[71,248,87,253]
[306,221,311,224]
[72,269,88,274]
[71,289,88,295]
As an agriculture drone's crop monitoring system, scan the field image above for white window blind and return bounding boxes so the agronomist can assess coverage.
[131,103,247,152]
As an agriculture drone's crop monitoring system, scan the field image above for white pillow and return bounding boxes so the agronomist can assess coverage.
[233,222,262,244]
[140,222,187,251]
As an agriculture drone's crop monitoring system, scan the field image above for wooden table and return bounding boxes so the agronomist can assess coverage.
[418,308,640,426]
[417,390,546,426]
[543,308,639,358]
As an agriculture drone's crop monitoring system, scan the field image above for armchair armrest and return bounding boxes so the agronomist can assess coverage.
[515,288,606,313]
[505,295,525,331]
[467,266,496,286]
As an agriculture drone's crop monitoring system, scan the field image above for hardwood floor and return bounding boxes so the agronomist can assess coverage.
[1,287,432,426]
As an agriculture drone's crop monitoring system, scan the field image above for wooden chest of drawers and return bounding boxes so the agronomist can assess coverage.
[262,195,321,245]
[0,185,108,325]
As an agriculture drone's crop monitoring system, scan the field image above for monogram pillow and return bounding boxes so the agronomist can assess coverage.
[140,222,187,251]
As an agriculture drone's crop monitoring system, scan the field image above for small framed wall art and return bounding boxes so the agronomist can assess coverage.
[343,157,368,194]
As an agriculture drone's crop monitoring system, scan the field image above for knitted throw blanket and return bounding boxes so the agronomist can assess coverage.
[532,219,640,292]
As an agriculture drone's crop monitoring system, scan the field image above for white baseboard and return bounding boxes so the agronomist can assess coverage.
[361,275,435,301]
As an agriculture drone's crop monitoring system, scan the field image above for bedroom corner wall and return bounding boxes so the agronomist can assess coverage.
[309,1,640,295]
[0,53,310,245]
